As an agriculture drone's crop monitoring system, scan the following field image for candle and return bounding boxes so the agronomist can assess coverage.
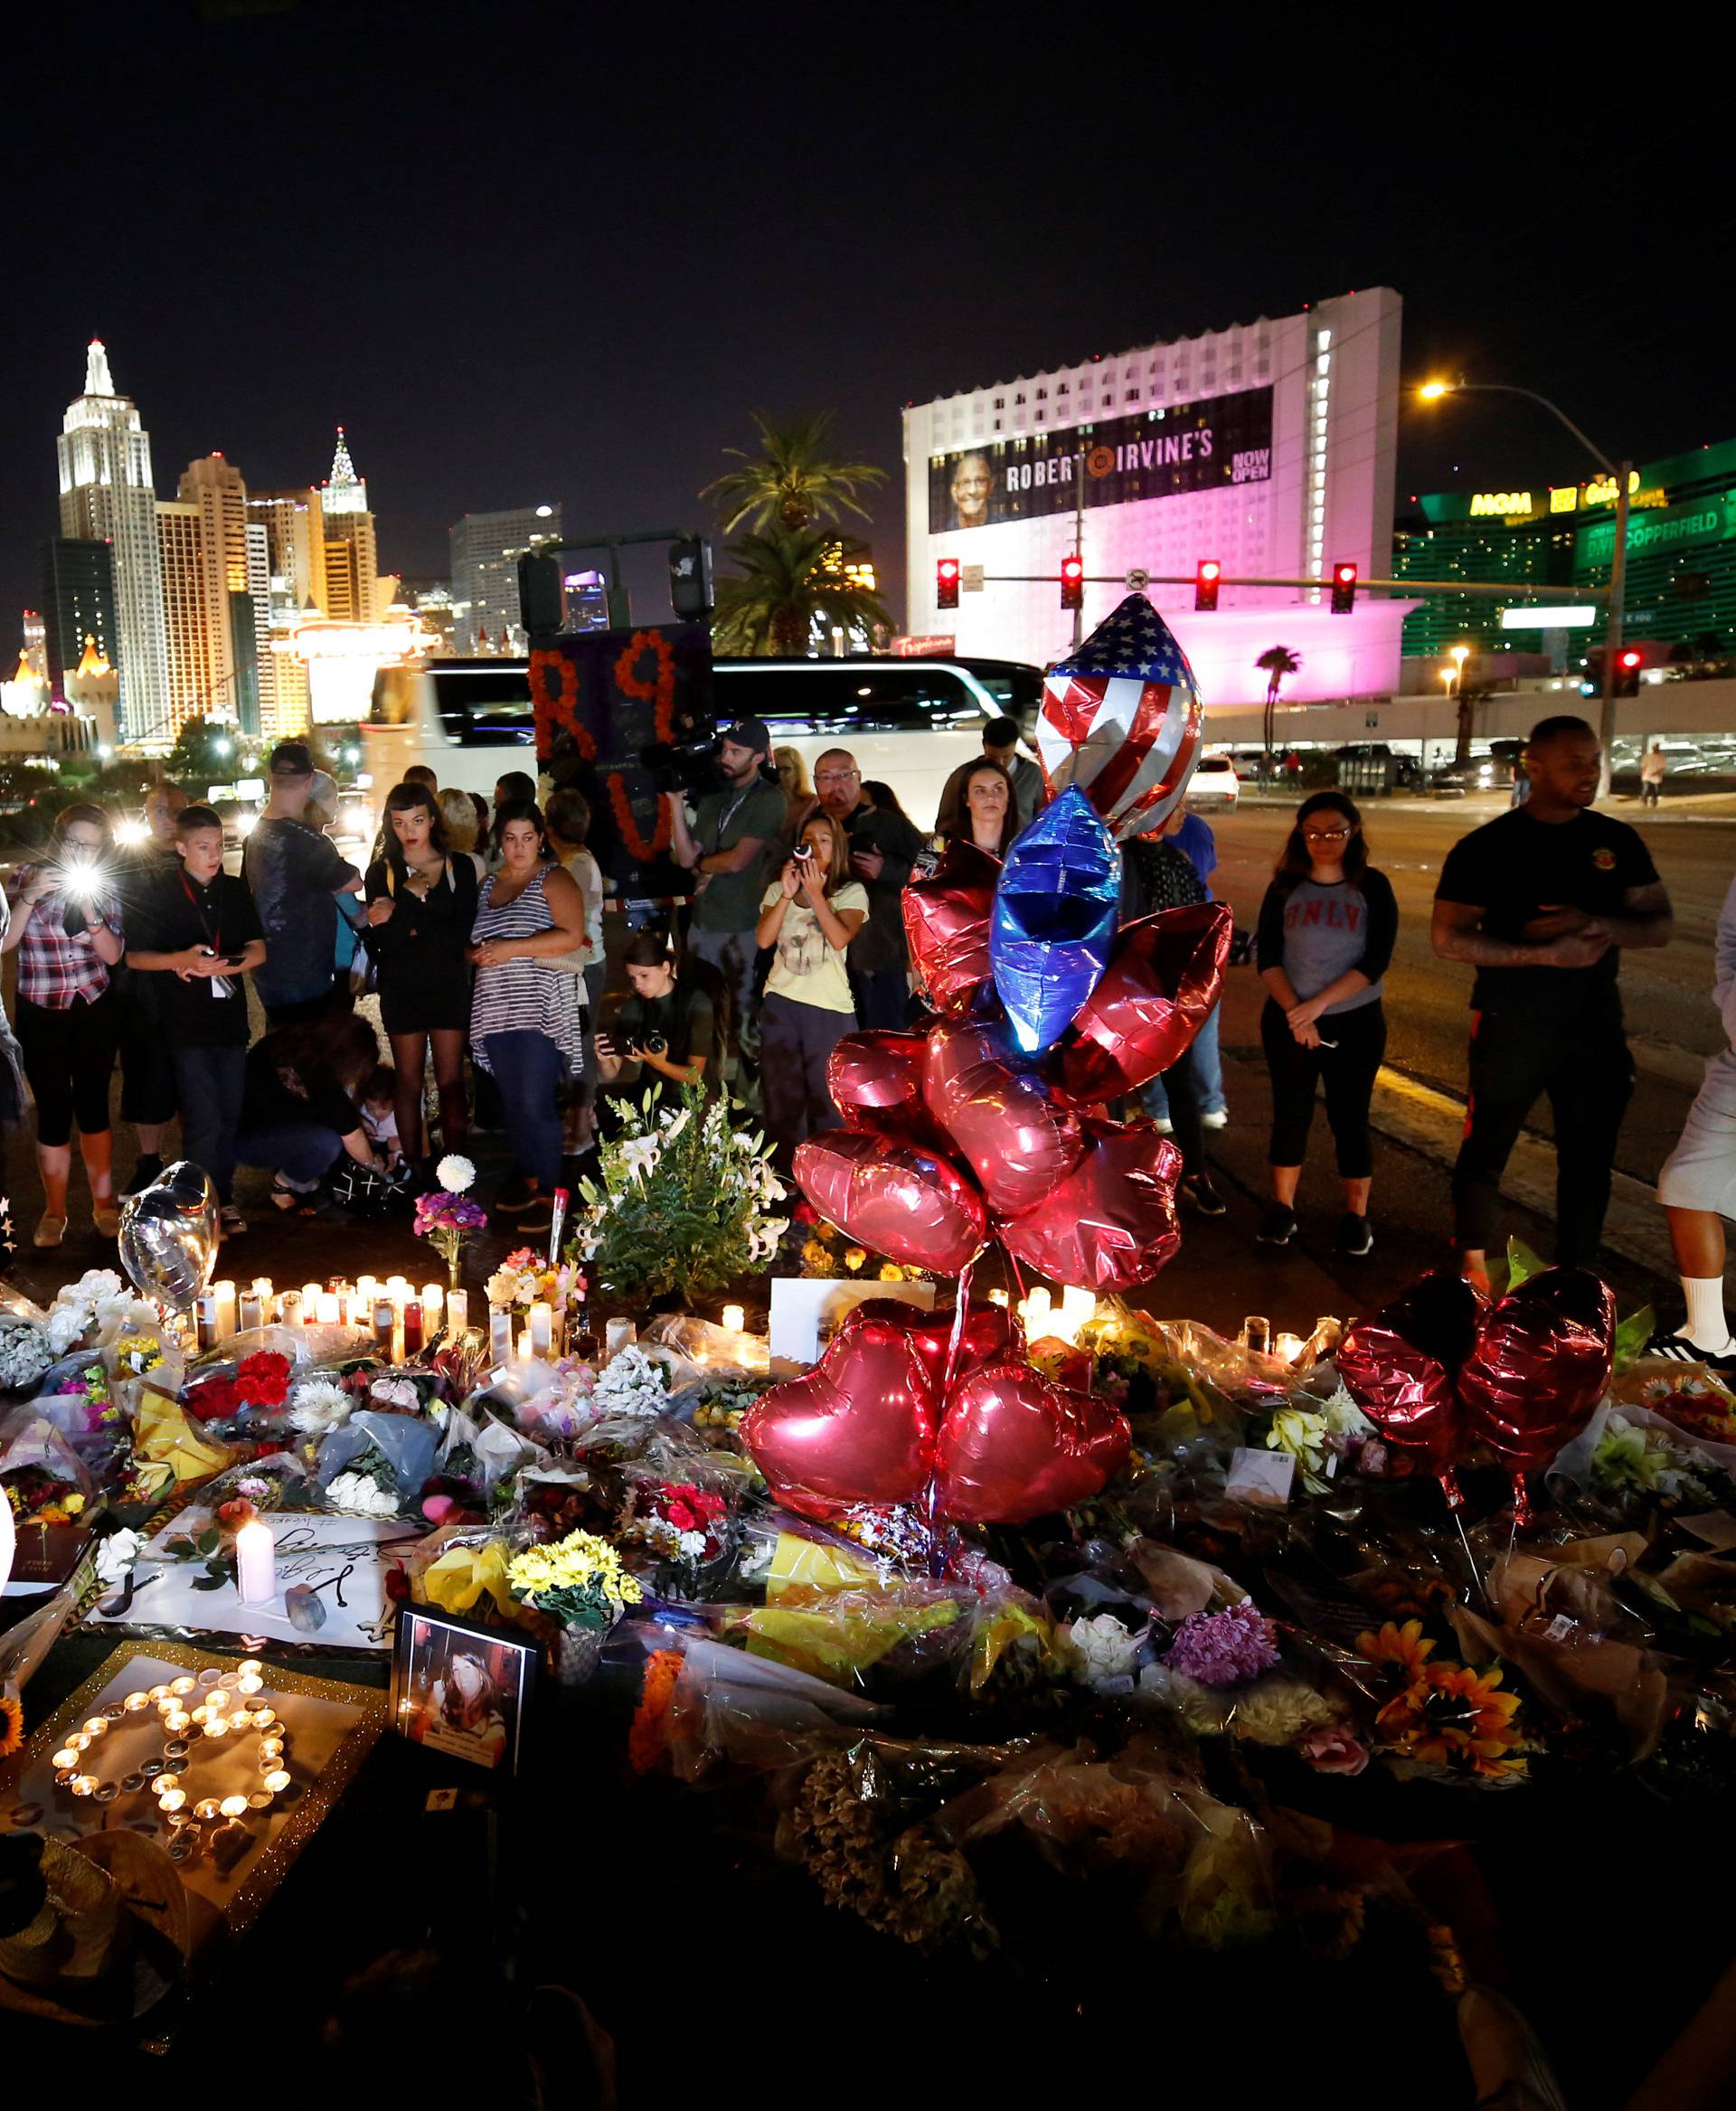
[387,1276,410,1306]
[261,1768,291,1795]
[195,1292,220,1352]
[517,1326,533,1362]
[279,1290,304,1330]
[720,1304,745,1335]
[373,1299,395,1350]
[445,1289,467,1338]
[220,1795,250,1818]
[988,1288,1010,1307]
[403,1299,423,1356]
[238,1291,263,1333]
[529,1301,553,1356]
[356,1275,378,1306]
[213,1279,238,1338]
[302,1281,322,1310]
[235,1518,276,1607]
[489,1305,514,1361]
[421,1284,444,1328]
[157,1787,185,1813]
[316,1292,340,1325]
[605,1317,636,1358]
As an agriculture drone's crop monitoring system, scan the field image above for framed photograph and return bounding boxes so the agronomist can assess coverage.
[390,1605,538,1775]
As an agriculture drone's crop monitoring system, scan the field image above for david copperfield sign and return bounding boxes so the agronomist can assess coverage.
[929,384,1274,533]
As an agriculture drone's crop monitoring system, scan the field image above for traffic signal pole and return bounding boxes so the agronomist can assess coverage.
[1598,462,1632,783]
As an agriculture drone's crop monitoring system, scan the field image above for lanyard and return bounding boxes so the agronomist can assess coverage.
[178,869,222,955]
[706,785,753,850]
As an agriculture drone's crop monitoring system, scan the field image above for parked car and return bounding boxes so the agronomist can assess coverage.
[1186,755,1240,810]
[1332,743,1423,790]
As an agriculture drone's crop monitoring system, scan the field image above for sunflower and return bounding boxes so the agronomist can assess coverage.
[1374,1659,1528,1780]
[0,1688,23,1760]
[1355,1617,1435,1685]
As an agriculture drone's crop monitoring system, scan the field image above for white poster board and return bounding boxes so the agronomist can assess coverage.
[767,1277,936,1369]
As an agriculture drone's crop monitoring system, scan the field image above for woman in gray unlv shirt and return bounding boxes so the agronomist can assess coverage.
[1254,791,1398,1257]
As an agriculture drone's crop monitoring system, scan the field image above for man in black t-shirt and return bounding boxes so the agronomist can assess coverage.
[1432,716,1672,1286]
[126,805,267,1238]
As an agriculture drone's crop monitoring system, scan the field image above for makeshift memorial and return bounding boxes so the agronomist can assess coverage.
[118,1160,219,1310]
[413,1156,486,1289]
[574,1080,785,1299]
[391,1606,537,1773]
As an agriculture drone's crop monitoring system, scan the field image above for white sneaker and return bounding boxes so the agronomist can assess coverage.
[1202,1107,1229,1130]
[1153,1117,1174,1135]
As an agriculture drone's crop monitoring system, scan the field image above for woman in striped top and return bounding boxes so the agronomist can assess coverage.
[467,798,587,1231]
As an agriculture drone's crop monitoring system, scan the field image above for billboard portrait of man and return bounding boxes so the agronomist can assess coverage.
[949,451,995,530]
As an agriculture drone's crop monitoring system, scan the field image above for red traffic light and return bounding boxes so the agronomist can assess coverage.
[1060,555,1084,610]
[1194,559,1222,613]
[1330,561,1358,615]
[1618,648,1642,669]
[936,556,960,610]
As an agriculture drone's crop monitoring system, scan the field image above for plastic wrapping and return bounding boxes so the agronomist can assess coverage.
[314,1408,439,1506]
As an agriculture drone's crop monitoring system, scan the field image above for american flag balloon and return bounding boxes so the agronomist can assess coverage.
[1037,593,1204,840]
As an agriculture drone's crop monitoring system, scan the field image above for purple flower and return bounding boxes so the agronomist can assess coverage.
[413,1192,487,1237]
[1165,1598,1282,1688]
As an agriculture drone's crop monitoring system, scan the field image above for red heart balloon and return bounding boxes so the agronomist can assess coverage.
[1458,1266,1615,1476]
[998,1118,1182,1292]
[742,1319,937,1512]
[827,1031,948,1149]
[901,841,1000,1019]
[1057,904,1232,1104]
[795,1130,988,1274]
[1337,1307,1467,1486]
[842,1296,1020,1397]
[935,1361,1130,1522]
[922,1018,1085,1219]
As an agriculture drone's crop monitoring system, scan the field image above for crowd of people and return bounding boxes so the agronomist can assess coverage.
[2,708,1729,1364]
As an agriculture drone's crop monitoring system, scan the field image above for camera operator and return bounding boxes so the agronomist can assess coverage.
[665,716,786,1079]
[2,802,127,1247]
[593,930,712,1123]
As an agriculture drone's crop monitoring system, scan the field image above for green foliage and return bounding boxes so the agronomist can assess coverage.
[701,410,887,535]
[711,530,892,658]
[574,1081,787,1300]
[165,714,257,791]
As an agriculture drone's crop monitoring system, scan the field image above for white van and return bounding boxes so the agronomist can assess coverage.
[363,653,1043,836]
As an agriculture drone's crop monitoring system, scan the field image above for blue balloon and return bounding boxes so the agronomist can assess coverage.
[990,787,1122,1055]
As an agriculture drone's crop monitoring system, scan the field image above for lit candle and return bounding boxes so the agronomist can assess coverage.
[238,1291,263,1333]
[489,1306,513,1362]
[356,1275,379,1306]
[444,1289,467,1338]
[301,1281,322,1310]
[157,1787,185,1813]
[71,1775,99,1796]
[387,1276,410,1307]
[373,1299,396,1350]
[193,1798,221,1820]
[220,1795,250,1818]
[238,1660,261,1676]
[403,1299,423,1356]
[528,1301,553,1356]
[51,1748,79,1769]
[81,1718,108,1738]
[720,1304,745,1335]
[316,1292,340,1325]
[235,1517,276,1607]
[279,1289,304,1329]
[1275,1332,1306,1366]
[213,1279,238,1339]
[605,1317,636,1358]
[195,1291,220,1352]
[261,1768,291,1795]
[251,1707,276,1729]
[988,1288,1010,1307]
[154,1773,181,1795]
[169,1676,195,1696]
[123,1690,150,1712]
[421,1283,444,1329]
[1025,1286,1052,1329]
[517,1326,533,1362]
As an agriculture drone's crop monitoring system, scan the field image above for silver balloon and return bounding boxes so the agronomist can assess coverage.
[118,1159,219,1310]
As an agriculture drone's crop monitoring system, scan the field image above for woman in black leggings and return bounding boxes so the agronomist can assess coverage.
[1254,791,1396,1258]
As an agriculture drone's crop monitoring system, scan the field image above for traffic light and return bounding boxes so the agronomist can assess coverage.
[1194,559,1222,613]
[1329,561,1357,615]
[936,556,960,610]
[667,537,713,622]
[1061,555,1084,610]
[1617,646,1643,697]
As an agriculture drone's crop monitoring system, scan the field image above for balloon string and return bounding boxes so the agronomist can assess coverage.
[923,1256,976,1581]
[1000,1239,1027,1310]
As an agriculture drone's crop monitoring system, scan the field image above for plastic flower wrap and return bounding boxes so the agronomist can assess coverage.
[1355,1621,1531,1783]
[485,1247,585,1316]
[1063,1610,1143,1688]
[507,1527,643,1631]
[590,1344,670,1422]
[0,1317,54,1391]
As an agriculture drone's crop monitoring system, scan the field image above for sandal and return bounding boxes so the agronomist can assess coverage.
[33,1211,66,1249]
[269,1179,318,1218]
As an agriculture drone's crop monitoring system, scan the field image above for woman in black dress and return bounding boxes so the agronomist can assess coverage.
[363,782,477,1167]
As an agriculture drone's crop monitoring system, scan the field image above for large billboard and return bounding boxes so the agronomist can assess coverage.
[928,384,1274,535]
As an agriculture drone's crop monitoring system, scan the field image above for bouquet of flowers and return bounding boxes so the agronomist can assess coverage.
[591,1344,671,1421]
[0,1316,53,1393]
[485,1246,587,1319]
[618,1476,730,1581]
[415,1155,487,1286]
[574,1083,786,1299]
[183,1350,294,1424]
[792,1208,910,1283]
[44,1269,156,1358]
[507,1528,642,1633]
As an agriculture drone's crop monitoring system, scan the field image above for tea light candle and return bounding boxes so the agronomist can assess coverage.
[238,1660,261,1677]
[81,1718,108,1738]
[123,1690,150,1712]
[51,1748,79,1769]
[251,1707,276,1729]
[445,1289,467,1338]
[236,1671,262,1695]
[220,1795,250,1818]
[605,1317,636,1358]
[238,1291,264,1333]
[316,1291,340,1325]
[988,1288,1010,1307]
[1024,1286,1052,1329]
[235,1517,276,1607]
[164,1710,191,1733]
[721,1304,746,1335]
[261,1768,291,1795]
[193,1798,221,1821]
[169,1677,196,1696]
[489,1306,513,1361]
[71,1775,99,1796]
[157,1787,186,1813]
[529,1300,553,1356]
[212,1279,238,1339]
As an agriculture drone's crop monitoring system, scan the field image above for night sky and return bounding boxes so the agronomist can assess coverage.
[7,6,1727,637]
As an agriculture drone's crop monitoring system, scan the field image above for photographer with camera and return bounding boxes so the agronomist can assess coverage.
[2,803,127,1247]
[593,930,712,1126]
[665,717,786,1078]
[755,812,868,1172]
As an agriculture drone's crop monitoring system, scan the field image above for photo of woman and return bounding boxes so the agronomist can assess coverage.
[396,1615,533,1772]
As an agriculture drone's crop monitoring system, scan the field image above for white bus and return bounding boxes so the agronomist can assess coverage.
[363,653,1043,834]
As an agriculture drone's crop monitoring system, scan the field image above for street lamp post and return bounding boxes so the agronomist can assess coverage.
[1419,381,1629,786]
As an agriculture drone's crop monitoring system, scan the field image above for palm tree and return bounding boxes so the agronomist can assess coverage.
[1255,645,1302,760]
[711,532,892,658]
[701,411,887,534]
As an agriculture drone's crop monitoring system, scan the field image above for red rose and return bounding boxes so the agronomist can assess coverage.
[185,1378,238,1420]
[216,1497,259,1531]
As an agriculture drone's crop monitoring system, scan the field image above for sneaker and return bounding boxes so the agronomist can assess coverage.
[1201,1107,1229,1130]
[1335,1211,1373,1258]
[1257,1203,1297,1248]
[1644,1327,1736,1374]
[33,1211,66,1249]
[1180,1173,1228,1217]
[219,1204,248,1239]
[121,1153,164,1197]
[1153,1117,1174,1136]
